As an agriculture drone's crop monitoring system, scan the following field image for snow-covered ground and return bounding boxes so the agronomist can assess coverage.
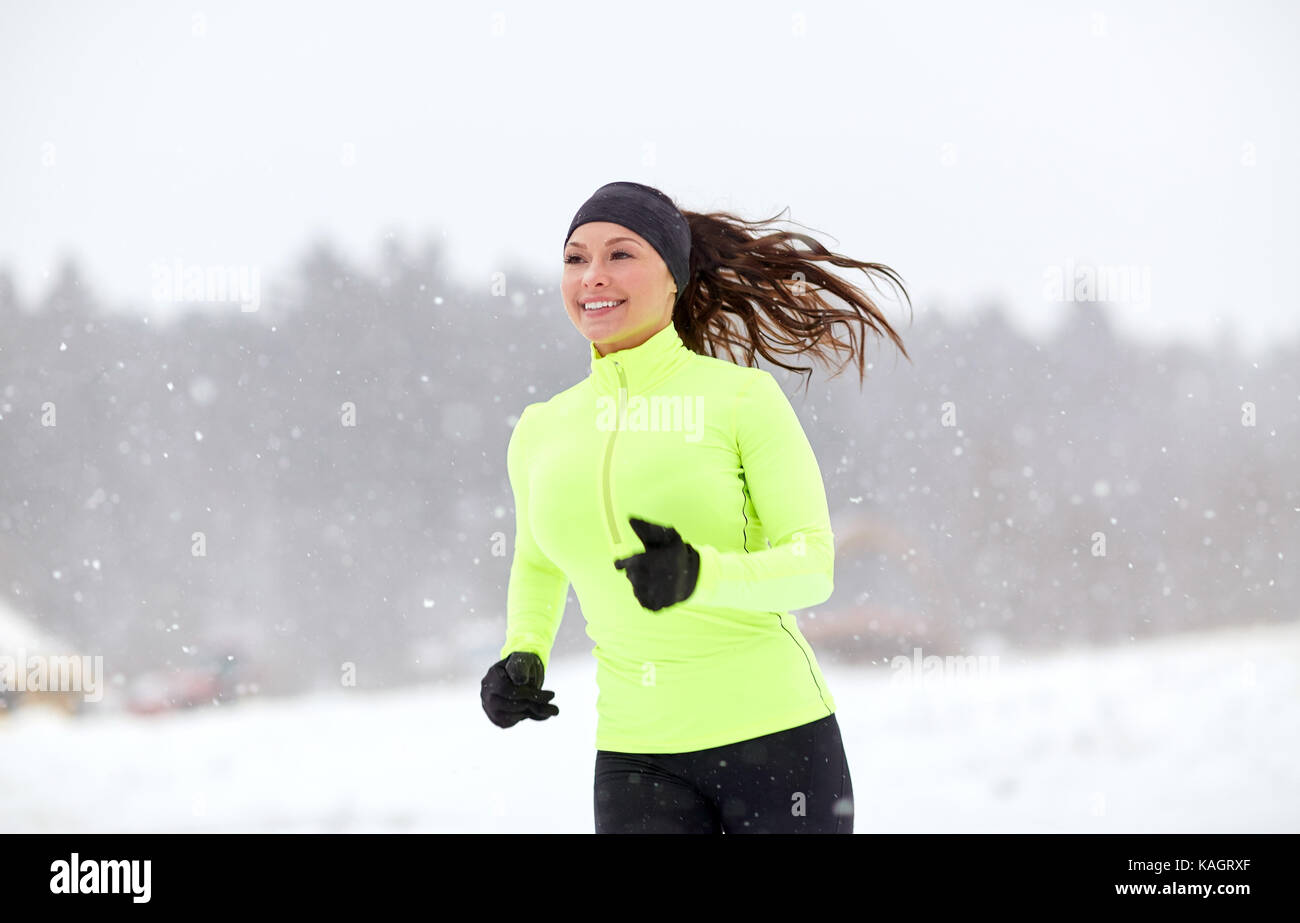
[2,621,1297,833]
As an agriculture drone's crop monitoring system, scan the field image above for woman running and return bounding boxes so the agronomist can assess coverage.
[481,181,910,834]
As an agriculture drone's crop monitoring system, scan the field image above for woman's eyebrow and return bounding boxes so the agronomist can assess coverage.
[566,237,640,250]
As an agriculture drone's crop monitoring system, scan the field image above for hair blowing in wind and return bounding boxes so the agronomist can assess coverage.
[673,206,912,392]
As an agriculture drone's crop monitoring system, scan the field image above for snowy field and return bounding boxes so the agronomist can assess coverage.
[2,621,1297,833]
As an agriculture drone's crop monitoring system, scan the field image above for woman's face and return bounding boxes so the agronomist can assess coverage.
[562,221,677,357]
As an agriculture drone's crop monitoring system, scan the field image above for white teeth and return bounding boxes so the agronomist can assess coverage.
[583,300,624,311]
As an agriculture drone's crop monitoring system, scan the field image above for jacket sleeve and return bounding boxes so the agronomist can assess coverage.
[687,370,835,612]
[499,403,570,674]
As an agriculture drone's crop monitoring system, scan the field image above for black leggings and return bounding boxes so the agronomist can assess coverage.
[593,713,853,834]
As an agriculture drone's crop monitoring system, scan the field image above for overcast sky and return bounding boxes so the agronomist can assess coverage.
[2,0,1296,353]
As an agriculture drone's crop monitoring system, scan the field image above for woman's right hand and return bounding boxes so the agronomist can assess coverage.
[480,651,559,728]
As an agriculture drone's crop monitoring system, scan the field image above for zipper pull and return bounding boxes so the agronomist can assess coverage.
[614,361,628,429]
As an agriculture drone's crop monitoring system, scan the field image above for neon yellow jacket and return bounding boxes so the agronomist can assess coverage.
[501,321,837,753]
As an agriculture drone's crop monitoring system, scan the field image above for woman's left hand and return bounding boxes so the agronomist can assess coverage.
[614,516,701,611]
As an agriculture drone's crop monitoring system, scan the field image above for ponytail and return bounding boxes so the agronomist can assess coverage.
[674,207,912,392]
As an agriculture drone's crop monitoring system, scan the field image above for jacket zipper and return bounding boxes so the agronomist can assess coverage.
[601,360,627,548]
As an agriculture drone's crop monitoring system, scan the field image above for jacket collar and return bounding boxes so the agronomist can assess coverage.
[589,322,693,397]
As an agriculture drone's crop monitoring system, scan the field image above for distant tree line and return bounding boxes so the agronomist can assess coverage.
[0,236,1295,696]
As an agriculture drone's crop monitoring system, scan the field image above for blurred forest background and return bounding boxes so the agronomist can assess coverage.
[1,236,1296,698]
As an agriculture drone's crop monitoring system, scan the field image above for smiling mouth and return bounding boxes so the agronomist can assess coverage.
[581,299,626,313]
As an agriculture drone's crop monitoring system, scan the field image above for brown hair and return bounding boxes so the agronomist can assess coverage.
[674,206,911,392]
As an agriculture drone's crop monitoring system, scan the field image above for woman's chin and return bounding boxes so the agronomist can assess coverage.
[580,314,627,340]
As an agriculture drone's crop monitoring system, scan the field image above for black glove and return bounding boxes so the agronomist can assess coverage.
[613,516,700,611]
[480,651,559,728]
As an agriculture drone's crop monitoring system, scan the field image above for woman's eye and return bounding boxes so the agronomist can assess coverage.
[564,250,631,264]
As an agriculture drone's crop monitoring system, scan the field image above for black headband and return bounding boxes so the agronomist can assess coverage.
[565,181,692,303]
